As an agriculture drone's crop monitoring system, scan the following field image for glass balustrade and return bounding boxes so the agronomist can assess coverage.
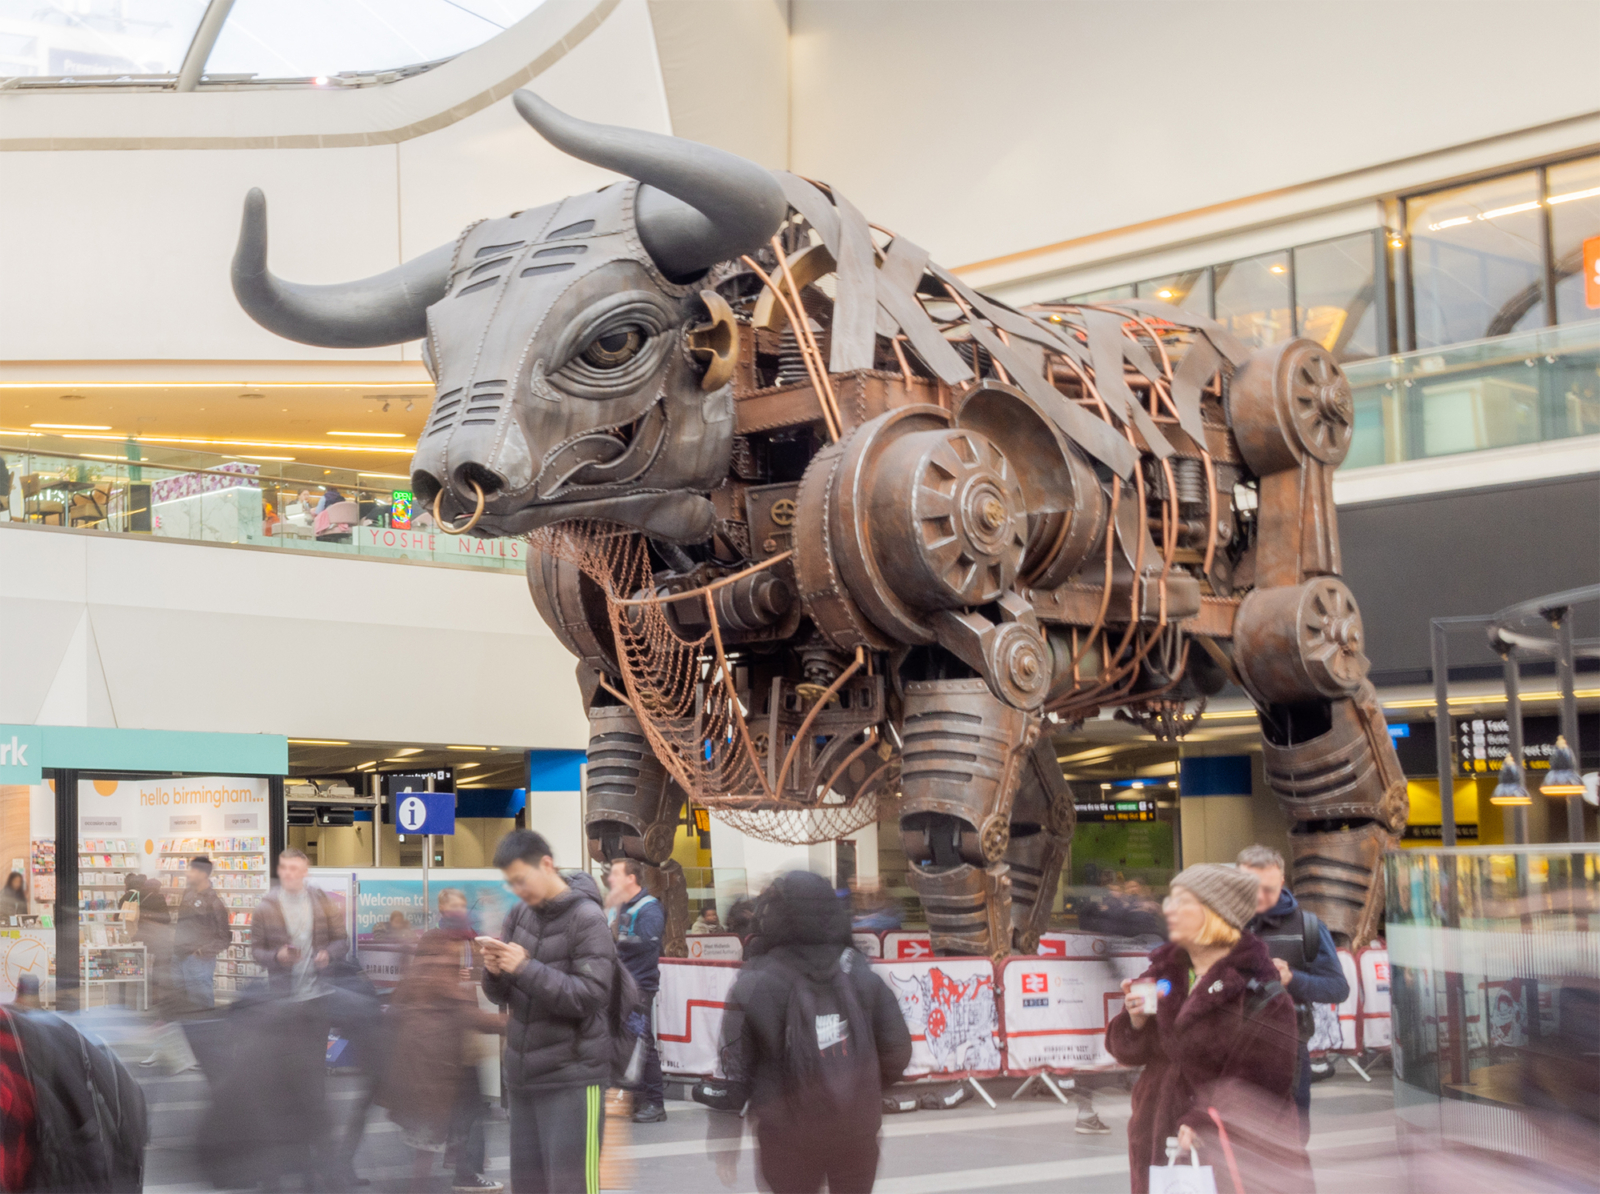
[1385,845,1600,1173]
[0,429,527,571]
[1343,321,1600,469]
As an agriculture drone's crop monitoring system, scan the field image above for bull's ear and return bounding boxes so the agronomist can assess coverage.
[512,91,786,282]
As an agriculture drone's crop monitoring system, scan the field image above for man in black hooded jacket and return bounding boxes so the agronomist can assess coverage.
[482,830,615,1194]
[717,871,912,1194]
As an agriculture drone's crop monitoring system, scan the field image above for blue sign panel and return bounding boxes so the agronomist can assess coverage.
[395,791,455,836]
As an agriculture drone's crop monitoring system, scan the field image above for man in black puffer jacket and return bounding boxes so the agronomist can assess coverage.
[717,871,911,1194]
[482,830,615,1194]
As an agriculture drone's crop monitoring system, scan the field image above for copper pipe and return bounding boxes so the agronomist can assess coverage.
[740,254,840,441]
[701,585,777,801]
[816,727,882,806]
[610,550,794,608]
[772,646,866,797]
[771,235,845,440]
[1200,450,1219,578]
[891,335,913,382]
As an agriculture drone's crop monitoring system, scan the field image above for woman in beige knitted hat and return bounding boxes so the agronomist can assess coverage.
[1106,864,1313,1193]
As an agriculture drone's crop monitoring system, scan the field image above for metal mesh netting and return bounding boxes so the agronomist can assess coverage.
[527,519,883,845]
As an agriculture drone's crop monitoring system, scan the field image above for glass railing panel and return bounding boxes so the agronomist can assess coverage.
[1384,845,1600,1172]
[1343,319,1600,468]
[0,433,527,573]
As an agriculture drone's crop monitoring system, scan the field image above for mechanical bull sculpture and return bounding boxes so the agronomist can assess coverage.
[232,92,1407,958]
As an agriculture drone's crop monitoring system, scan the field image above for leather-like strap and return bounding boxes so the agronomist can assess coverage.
[827,190,880,374]
[962,315,1138,478]
[876,239,974,386]
[1112,298,1252,366]
[1082,309,1174,459]
[1168,336,1218,444]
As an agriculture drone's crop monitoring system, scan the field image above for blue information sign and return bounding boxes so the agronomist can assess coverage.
[394,791,455,836]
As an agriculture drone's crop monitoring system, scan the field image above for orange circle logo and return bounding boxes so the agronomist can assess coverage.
[93,780,118,796]
[145,840,154,854]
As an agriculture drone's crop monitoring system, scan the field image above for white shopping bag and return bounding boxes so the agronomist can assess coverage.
[1148,1139,1218,1194]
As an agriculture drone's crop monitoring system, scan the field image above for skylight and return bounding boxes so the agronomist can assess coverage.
[0,0,544,89]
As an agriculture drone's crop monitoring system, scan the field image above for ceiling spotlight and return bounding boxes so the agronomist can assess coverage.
[59,393,86,401]
[382,401,390,412]
[238,392,264,400]
[405,401,414,412]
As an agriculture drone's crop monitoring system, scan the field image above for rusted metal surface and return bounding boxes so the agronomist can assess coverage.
[232,95,1408,959]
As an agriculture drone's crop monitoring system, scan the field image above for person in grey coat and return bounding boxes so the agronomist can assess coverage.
[481,830,615,1194]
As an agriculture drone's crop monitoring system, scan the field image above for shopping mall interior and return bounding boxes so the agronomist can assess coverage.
[0,3,1597,1192]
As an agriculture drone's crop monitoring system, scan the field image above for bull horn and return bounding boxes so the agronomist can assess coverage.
[231,188,454,348]
[511,91,786,282]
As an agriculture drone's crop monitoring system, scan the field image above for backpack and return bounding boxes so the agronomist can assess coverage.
[776,949,878,1117]
[607,955,647,1085]
[1242,976,1304,1088]
[6,1008,148,1192]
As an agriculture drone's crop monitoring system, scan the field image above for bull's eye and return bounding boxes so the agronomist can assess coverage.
[580,327,644,369]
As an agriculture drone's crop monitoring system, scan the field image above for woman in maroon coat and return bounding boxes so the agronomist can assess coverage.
[1106,864,1313,1194]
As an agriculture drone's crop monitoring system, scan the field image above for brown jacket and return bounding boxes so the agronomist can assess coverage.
[377,932,505,1133]
[174,885,231,958]
[250,884,347,990]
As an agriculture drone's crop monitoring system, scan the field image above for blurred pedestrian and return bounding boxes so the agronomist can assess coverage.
[1238,844,1350,1143]
[1107,863,1311,1194]
[482,830,615,1194]
[849,877,902,932]
[716,871,911,1194]
[609,858,666,1123]
[173,857,230,1012]
[380,928,507,1193]
[247,848,379,1190]
[134,874,179,1067]
[0,872,25,919]
[689,906,721,934]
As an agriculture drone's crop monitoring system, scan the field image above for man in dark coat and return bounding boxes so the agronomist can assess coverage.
[608,857,667,1123]
[482,830,615,1194]
[1239,844,1351,1142]
[717,870,912,1194]
[1107,863,1312,1194]
[173,857,231,1012]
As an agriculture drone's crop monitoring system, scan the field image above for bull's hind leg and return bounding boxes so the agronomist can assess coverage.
[898,674,1042,962]
[585,703,690,957]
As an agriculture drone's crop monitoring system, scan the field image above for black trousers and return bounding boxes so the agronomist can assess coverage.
[757,1124,879,1194]
[1295,1042,1312,1144]
[507,1084,605,1194]
[450,1066,487,1181]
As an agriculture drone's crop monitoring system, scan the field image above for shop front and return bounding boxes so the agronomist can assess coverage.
[0,724,287,1011]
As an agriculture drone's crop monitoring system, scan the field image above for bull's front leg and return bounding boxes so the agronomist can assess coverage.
[898,669,1043,962]
[1230,339,1408,947]
[585,703,691,957]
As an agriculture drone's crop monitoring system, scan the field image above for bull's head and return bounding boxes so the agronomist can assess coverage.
[231,93,786,541]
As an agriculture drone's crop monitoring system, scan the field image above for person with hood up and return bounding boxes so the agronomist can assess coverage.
[1238,844,1350,1142]
[481,830,615,1194]
[715,870,911,1194]
[379,919,507,1193]
[1106,864,1312,1194]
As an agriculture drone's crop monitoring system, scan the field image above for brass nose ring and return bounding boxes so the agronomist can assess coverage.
[434,480,485,535]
